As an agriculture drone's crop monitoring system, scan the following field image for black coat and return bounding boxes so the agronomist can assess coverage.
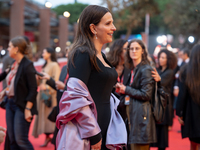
[0,71,7,82]
[176,68,200,139]
[157,68,174,125]
[125,63,156,144]
[14,57,38,115]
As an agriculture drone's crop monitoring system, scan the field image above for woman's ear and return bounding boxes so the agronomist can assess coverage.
[89,24,97,35]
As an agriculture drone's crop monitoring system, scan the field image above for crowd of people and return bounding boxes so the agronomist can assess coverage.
[0,4,200,150]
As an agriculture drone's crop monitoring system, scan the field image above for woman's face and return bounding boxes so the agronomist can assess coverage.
[95,12,116,44]
[159,52,167,67]
[7,42,17,59]
[42,49,51,60]
[129,42,143,62]
[121,42,128,60]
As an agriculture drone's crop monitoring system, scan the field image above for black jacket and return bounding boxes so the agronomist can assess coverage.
[157,68,174,125]
[176,68,200,139]
[0,71,7,82]
[125,63,156,144]
[14,57,38,115]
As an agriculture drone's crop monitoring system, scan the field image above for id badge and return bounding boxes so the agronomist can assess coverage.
[125,95,130,105]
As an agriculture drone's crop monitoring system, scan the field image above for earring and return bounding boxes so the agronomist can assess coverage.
[95,33,98,39]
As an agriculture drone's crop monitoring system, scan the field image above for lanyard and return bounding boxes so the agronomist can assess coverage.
[117,75,124,84]
[130,69,134,85]
[64,73,69,84]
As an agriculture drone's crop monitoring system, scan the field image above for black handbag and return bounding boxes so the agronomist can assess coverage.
[0,96,8,109]
[151,82,168,123]
[41,90,52,107]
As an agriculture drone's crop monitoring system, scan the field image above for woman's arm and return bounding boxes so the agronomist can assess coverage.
[117,67,155,101]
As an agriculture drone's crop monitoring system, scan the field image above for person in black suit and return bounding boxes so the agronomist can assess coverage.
[151,49,177,150]
[0,36,37,150]
[176,44,200,150]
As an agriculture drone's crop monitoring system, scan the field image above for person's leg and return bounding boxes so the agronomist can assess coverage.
[6,100,20,150]
[132,144,149,150]
[40,133,52,147]
[14,107,34,150]
[190,141,198,150]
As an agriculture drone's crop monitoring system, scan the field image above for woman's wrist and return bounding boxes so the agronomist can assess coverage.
[25,107,31,111]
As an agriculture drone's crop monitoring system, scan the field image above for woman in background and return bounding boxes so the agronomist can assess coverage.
[32,47,60,147]
[151,49,177,150]
[176,44,200,150]
[1,36,37,150]
[107,39,129,121]
[116,39,157,150]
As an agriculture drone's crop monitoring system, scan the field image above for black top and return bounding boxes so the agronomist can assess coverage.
[157,68,174,125]
[68,47,118,148]
[14,57,38,115]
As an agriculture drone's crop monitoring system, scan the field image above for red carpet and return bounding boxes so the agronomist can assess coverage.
[0,108,190,150]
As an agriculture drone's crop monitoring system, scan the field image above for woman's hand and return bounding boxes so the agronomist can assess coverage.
[40,83,46,91]
[178,116,184,125]
[0,89,6,102]
[40,72,50,80]
[0,126,6,145]
[24,109,32,122]
[151,68,161,82]
[55,81,65,90]
[91,139,102,150]
[115,83,126,94]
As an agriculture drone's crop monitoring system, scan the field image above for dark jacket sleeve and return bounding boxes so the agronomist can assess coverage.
[25,62,38,103]
[176,70,187,117]
[0,71,7,82]
[68,50,102,145]
[46,77,56,90]
[160,69,174,87]
[125,67,155,101]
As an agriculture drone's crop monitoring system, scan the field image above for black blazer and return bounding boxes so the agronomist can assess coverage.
[14,57,38,115]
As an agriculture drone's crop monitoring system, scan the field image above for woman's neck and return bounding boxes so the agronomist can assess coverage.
[15,53,24,64]
[161,65,167,72]
[133,58,142,68]
[93,38,103,55]
[46,58,52,64]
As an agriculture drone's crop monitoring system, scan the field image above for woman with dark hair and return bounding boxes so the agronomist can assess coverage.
[116,39,157,150]
[56,5,127,150]
[32,47,61,147]
[107,39,129,121]
[0,36,37,149]
[176,44,200,150]
[151,49,177,150]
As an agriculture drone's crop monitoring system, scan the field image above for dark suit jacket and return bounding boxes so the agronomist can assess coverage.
[0,71,7,82]
[14,57,38,115]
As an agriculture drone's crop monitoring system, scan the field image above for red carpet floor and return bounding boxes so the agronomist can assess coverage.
[0,108,190,150]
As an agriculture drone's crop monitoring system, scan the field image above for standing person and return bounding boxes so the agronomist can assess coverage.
[151,49,177,150]
[176,44,200,150]
[32,47,61,147]
[56,5,127,150]
[41,47,69,149]
[1,36,37,150]
[106,39,129,121]
[116,39,157,150]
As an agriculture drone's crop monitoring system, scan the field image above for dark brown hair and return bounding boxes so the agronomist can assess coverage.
[157,49,177,70]
[125,39,150,69]
[68,5,110,71]
[10,36,30,55]
[184,44,200,105]
[107,39,127,67]
[42,47,57,68]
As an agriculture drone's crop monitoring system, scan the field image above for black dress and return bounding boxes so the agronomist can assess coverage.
[68,48,118,150]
